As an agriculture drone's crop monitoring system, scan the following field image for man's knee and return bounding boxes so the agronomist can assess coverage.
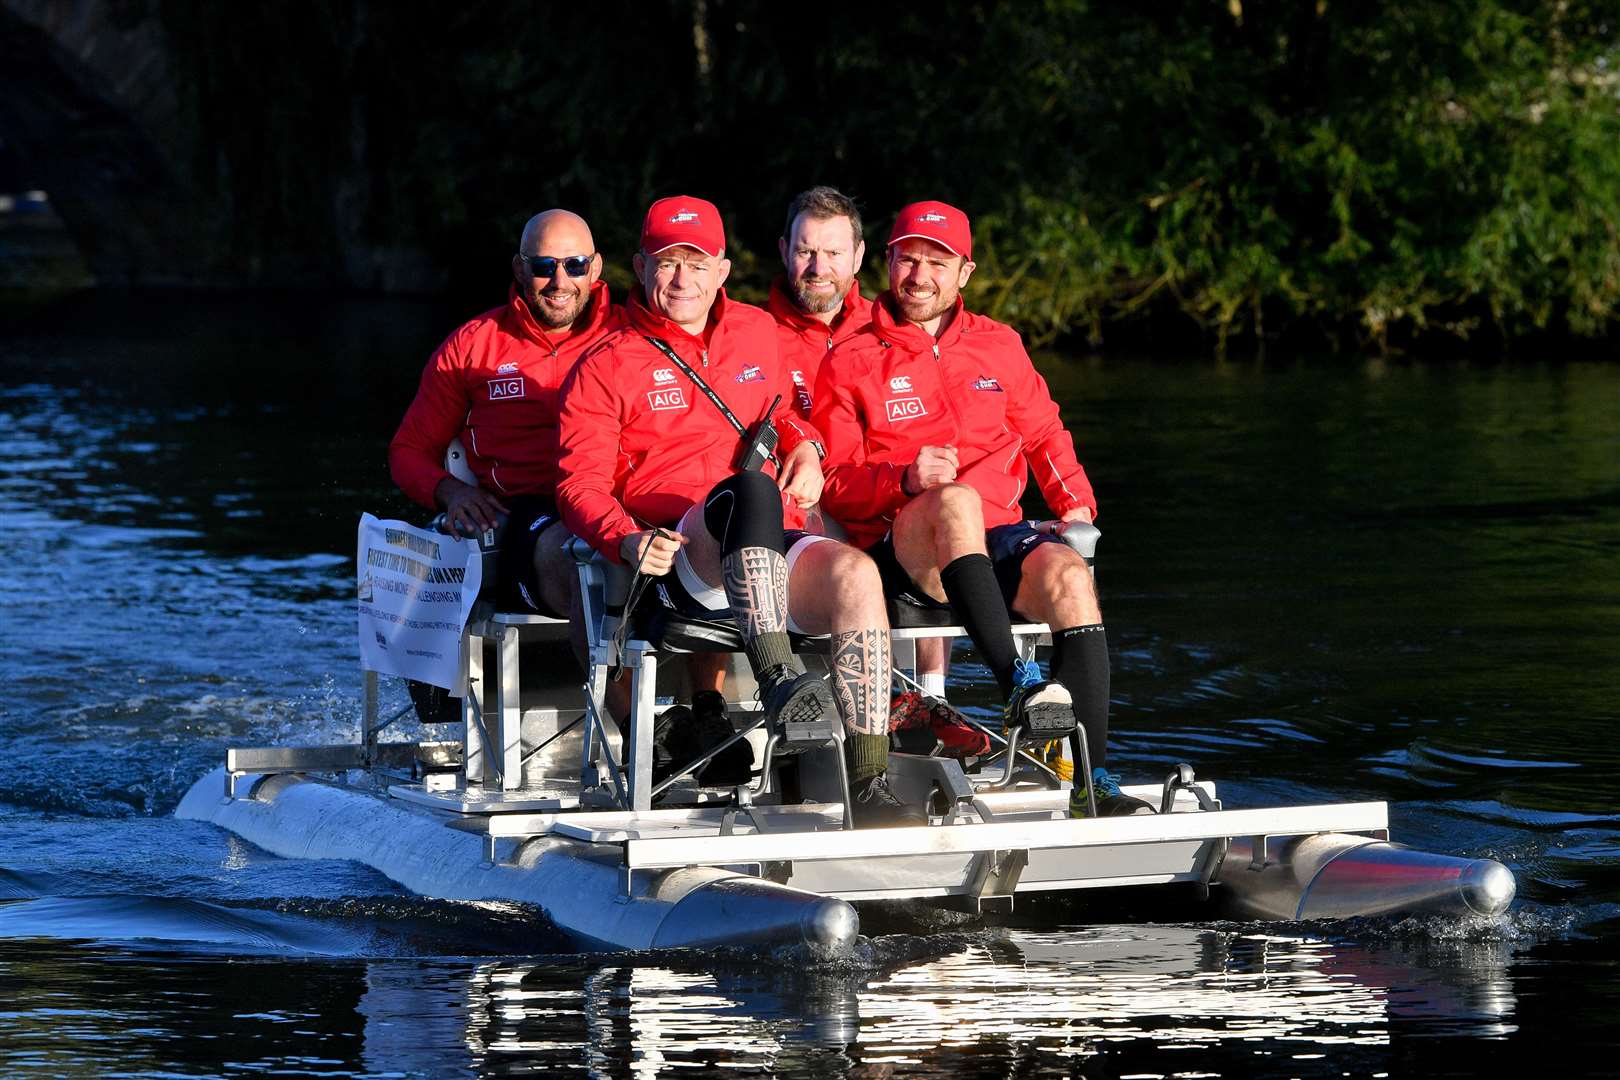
[932,482,983,523]
[704,471,785,555]
[822,545,885,615]
[1019,544,1098,621]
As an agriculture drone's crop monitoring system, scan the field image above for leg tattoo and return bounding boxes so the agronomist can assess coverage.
[722,545,789,642]
[830,628,892,735]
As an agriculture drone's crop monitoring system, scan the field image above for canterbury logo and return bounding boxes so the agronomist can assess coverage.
[889,375,913,391]
[919,212,947,223]
[669,210,700,223]
[653,368,676,384]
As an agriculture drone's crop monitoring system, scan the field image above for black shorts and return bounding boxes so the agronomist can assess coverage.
[866,521,1064,617]
[494,494,567,617]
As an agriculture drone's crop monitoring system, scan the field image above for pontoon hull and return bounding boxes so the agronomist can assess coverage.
[177,769,858,952]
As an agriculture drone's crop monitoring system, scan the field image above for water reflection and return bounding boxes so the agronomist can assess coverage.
[344,925,1516,1076]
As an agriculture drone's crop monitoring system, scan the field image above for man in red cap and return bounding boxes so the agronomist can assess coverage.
[557,196,923,827]
[390,208,618,641]
[811,200,1154,818]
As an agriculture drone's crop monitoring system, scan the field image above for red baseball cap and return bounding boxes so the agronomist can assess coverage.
[640,196,726,258]
[888,200,972,260]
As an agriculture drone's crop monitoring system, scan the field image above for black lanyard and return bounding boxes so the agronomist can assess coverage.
[644,336,747,436]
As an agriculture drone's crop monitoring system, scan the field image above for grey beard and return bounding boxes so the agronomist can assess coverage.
[791,278,846,316]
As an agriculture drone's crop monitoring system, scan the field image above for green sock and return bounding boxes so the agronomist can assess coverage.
[848,733,890,783]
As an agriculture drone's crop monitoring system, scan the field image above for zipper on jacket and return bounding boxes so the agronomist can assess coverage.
[930,341,966,439]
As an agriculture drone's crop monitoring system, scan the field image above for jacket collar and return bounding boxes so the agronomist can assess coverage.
[506,280,613,346]
[626,286,734,347]
[873,292,966,352]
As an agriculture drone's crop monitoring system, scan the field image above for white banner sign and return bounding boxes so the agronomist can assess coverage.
[356,513,482,693]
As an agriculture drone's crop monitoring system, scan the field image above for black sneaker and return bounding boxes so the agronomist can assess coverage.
[691,690,754,786]
[757,664,835,728]
[849,772,928,828]
[652,704,693,786]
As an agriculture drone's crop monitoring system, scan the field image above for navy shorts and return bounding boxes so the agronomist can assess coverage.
[495,494,567,617]
[867,521,1065,616]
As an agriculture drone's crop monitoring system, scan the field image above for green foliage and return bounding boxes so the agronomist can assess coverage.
[155,0,1620,349]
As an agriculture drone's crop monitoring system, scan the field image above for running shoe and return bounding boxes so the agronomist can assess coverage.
[1002,657,1076,736]
[757,664,836,729]
[849,771,928,828]
[1069,767,1157,818]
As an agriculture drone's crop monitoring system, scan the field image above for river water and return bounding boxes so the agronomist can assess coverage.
[1,293,1616,1077]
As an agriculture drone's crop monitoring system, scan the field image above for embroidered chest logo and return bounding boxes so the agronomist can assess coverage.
[791,370,811,410]
[790,370,806,386]
[885,397,926,422]
[497,361,520,374]
[889,375,913,392]
[972,375,1003,392]
[735,364,765,383]
[647,387,689,411]
[652,368,677,384]
[488,378,525,400]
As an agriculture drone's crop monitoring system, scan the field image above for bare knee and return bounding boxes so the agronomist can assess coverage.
[824,547,885,621]
[1017,546,1099,624]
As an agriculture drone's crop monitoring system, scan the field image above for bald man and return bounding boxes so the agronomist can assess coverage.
[390,209,618,625]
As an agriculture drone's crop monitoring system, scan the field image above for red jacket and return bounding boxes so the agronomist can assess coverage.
[557,289,823,563]
[766,276,874,419]
[389,282,619,508]
[811,295,1096,549]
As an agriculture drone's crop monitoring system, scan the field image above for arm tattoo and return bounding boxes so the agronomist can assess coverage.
[830,628,892,735]
[722,545,789,641]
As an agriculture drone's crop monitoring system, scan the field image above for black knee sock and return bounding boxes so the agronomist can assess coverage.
[940,553,1020,698]
[1053,624,1110,770]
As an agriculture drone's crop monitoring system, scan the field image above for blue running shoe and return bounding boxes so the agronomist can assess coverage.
[1003,658,1076,735]
[1070,767,1157,818]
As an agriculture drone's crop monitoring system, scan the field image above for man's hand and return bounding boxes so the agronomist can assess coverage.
[1060,506,1095,524]
[776,441,824,509]
[435,476,509,539]
[620,529,686,575]
[903,444,958,495]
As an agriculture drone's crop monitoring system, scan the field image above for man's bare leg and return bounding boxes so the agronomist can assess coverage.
[786,541,893,782]
[891,483,1023,699]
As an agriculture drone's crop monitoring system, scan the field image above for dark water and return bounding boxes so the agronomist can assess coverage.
[2,294,1618,1077]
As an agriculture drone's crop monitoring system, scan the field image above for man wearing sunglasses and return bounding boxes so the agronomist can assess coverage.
[389,208,617,633]
[812,200,1155,819]
[557,196,924,827]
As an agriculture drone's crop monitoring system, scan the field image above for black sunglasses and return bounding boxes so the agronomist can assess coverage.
[520,254,594,279]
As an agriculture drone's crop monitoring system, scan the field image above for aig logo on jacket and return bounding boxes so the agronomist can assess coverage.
[488,377,524,401]
[886,396,926,422]
[648,387,688,411]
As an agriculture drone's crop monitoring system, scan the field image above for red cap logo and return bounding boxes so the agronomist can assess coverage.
[889,200,972,260]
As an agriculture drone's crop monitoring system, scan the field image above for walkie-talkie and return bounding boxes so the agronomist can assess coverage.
[734,394,781,472]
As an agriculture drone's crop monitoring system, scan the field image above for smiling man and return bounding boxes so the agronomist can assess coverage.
[767,186,873,420]
[812,200,1154,818]
[389,208,616,625]
[557,196,922,826]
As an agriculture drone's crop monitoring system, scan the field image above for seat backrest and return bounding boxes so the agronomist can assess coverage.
[445,437,477,485]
